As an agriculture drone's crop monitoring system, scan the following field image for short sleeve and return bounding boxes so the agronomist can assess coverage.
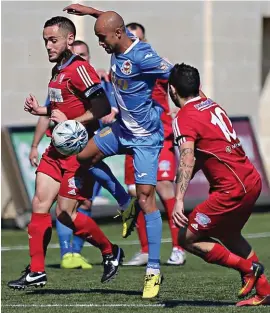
[71,61,101,97]
[136,47,173,79]
[101,80,118,110]
[173,112,198,146]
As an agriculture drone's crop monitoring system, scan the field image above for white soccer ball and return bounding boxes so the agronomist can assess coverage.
[52,120,88,156]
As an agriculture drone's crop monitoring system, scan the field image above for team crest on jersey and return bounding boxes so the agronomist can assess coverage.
[194,213,211,227]
[121,60,132,75]
[159,60,170,71]
[159,160,171,171]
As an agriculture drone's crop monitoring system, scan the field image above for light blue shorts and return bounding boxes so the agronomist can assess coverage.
[94,122,163,185]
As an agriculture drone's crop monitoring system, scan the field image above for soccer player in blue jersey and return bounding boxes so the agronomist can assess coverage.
[64,4,173,298]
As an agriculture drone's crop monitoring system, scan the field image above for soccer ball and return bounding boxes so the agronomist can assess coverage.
[52,120,88,156]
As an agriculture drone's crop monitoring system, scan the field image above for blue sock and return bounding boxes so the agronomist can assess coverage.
[145,210,162,270]
[89,161,131,207]
[56,219,72,258]
[90,181,102,202]
[72,208,92,254]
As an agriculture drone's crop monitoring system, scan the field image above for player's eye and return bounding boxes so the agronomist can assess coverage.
[51,39,57,44]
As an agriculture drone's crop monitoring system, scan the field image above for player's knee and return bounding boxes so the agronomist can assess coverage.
[156,180,174,199]
[32,194,50,214]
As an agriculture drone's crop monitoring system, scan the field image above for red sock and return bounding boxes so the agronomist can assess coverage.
[248,252,270,296]
[162,198,183,250]
[204,243,253,274]
[28,213,52,272]
[136,211,148,253]
[72,212,112,255]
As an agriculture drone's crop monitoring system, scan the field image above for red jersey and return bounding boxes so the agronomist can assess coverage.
[152,79,173,139]
[46,55,100,137]
[173,96,260,194]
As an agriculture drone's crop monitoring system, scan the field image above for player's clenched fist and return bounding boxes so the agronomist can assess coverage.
[24,94,40,114]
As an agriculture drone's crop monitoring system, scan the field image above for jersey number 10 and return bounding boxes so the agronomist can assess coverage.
[211,107,237,142]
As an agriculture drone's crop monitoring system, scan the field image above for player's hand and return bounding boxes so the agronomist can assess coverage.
[101,109,117,125]
[24,94,40,115]
[50,110,68,123]
[97,69,110,82]
[172,199,188,228]
[29,146,39,167]
[63,4,97,16]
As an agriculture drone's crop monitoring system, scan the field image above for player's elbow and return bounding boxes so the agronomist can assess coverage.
[91,94,111,119]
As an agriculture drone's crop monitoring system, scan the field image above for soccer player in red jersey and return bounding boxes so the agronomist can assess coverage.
[123,23,185,266]
[169,63,270,306]
[8,16,125,290]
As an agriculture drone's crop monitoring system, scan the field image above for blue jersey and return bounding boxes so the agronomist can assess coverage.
[110,38,172,137]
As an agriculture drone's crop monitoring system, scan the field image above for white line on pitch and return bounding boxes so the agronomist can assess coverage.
[2,304,165,308]
[2,232,270,252]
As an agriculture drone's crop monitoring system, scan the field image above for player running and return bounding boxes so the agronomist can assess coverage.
[8,16,126,290]
[64,3,172,298]
[123,22,185,266]
[170,63,270,307]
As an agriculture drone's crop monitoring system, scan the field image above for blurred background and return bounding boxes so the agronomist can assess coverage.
[2,1,270,228]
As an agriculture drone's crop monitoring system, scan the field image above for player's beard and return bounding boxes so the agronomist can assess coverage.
[57,49,73,66]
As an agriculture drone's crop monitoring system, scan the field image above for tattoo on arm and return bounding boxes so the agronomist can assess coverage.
[175,148,195,194]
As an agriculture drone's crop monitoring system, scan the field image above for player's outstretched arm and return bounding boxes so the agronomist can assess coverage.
[63,3,104,18]
[173,141,195,228]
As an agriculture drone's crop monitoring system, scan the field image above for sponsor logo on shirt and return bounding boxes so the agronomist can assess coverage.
[121,60,132,75]
[194,213,211,227]
[48,87,63,102]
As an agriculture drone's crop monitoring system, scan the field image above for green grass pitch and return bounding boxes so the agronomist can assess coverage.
[2,213,270,313]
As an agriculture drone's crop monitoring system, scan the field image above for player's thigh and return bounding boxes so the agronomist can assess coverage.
[178,226,205,247]
[156,180,175,200]
[133,146,160,186]
[77,136,105,166]
[80,123,121,164]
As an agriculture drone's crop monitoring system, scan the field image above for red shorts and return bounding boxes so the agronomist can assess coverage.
[188,177,262,240]
[37,145,94,201]
[124,139,176,185]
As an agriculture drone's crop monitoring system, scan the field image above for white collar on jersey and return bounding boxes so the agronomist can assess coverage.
[124,38,140,55]
[185,96,202,105]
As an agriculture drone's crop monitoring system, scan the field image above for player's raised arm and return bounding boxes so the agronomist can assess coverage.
[63,3,104,18]
[137,48,173,80]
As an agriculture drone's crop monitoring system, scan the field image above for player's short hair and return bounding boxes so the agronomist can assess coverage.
[72,40,90,54]
[126,22,145,36]
[44,16,76,37]
[169,63,200,98]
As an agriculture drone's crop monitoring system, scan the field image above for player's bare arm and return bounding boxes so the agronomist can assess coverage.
[30,116,50,167]
[63,3,104,18]
[24,94,49,116]
[173,141,195,228]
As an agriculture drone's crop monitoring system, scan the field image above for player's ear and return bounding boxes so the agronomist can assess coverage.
[67,33,75,46]
[115,27,122,39]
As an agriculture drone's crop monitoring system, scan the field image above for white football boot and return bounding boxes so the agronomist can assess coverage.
[123,251,149,266]
[167,248,186,265]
